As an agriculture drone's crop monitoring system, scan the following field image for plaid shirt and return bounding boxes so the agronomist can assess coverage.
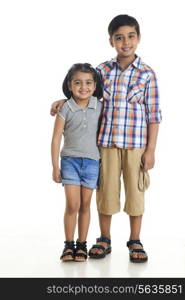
[96,56,162,149]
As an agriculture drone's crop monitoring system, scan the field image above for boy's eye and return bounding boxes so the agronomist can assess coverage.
[115,36,122,41]
[128,35,135,39]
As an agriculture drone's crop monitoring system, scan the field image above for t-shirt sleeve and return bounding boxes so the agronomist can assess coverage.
[57,102,68,121]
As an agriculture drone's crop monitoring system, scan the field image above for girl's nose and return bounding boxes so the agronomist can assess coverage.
[81,83,87,89]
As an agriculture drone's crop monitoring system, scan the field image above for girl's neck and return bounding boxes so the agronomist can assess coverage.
[74,97,90,108]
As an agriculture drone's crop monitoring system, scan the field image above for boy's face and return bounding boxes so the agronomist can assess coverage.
[109,26,140,60]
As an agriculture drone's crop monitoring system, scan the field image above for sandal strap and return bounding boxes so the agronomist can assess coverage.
[130,249,146,254]
[90,244,106,251]
[97,236,111,245]
[76,241,87,252]
[61,250,74,258]
[127,239,143,248]
[75,252,87,259]
[63,240,75,250]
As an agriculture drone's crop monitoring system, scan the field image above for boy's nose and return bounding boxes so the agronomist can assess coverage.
[123,38,129,45]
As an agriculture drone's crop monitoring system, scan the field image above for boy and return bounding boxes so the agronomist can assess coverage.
[50,15,162,263]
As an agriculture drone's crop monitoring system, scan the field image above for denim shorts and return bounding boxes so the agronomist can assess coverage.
[60,156,100,189]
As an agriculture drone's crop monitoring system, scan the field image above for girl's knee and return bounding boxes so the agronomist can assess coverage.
[66,203,80,215]
[79,201,91,213]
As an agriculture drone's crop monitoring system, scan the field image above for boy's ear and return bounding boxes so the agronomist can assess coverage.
[109,38,114,48]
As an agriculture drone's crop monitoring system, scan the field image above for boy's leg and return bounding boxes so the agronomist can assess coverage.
[129,215,146,259]
[129,215,142,240]
[90,147,121,256]
[89,212,112,255]
[98,212,112,239]
[122,148,148,260]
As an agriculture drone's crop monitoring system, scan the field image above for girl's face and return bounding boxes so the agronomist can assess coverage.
[68,71,96,101]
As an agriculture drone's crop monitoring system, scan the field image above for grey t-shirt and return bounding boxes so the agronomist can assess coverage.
[58,96,102,160]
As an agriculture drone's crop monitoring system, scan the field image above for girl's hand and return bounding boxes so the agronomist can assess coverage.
[52,168,62,183]
[50,100,66,116]
[141,149,155,171]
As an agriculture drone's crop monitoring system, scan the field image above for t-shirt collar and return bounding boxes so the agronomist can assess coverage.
[67,96,97,112]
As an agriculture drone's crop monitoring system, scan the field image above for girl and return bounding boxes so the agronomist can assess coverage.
[51,63,103,262]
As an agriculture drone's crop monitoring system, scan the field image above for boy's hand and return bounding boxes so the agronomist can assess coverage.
[52,168,62,183]
[50,100,66,116]
[141,149,155,171]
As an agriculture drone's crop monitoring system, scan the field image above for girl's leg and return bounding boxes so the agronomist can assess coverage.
[75,186,93,262]
[64,184,81,240]
[78,186,93,241]
[61,185,80,261]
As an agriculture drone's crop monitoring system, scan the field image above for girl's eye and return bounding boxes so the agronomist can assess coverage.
[74,81,80,85]
[87,81,93,85]
[129,35,135,39]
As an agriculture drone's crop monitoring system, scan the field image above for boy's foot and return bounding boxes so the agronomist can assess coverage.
[127,240,148,263]
[89,236,111,259]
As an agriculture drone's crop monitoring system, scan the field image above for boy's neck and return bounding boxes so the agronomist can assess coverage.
[117,54,136,70]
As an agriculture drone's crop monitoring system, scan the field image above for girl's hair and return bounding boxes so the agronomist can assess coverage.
[62,63,103,99]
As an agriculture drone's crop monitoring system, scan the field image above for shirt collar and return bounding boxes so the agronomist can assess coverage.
[110,55,143,70]
[67,96,97,112]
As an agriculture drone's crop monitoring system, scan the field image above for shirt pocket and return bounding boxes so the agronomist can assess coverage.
[127,82,145,103]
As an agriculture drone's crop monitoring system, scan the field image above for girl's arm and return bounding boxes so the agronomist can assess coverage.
[51,115,65,183]
[50,99,67,116]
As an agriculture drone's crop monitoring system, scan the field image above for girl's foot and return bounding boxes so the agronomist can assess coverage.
[60,240,75,262]
[74,240,87,262]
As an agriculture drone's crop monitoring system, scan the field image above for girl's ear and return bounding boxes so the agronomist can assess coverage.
[67,81,71,91]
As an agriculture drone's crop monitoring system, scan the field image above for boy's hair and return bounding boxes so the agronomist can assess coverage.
[62,63,103,99]
[108,14,140,37]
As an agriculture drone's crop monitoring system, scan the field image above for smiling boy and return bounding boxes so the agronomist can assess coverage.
[51,15,162,262]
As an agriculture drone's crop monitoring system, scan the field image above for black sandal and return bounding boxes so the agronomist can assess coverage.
[60,240,75,262]
[127,239,148,263]
[88,236,111,259]
[74,240,88,262]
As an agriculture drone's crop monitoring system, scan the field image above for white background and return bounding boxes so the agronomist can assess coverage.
[0,0,185,277]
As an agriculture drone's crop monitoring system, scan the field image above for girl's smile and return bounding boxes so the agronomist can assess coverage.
[68,71,96,104]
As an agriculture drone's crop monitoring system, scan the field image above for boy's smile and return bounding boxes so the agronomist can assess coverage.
[110,25,140,64]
